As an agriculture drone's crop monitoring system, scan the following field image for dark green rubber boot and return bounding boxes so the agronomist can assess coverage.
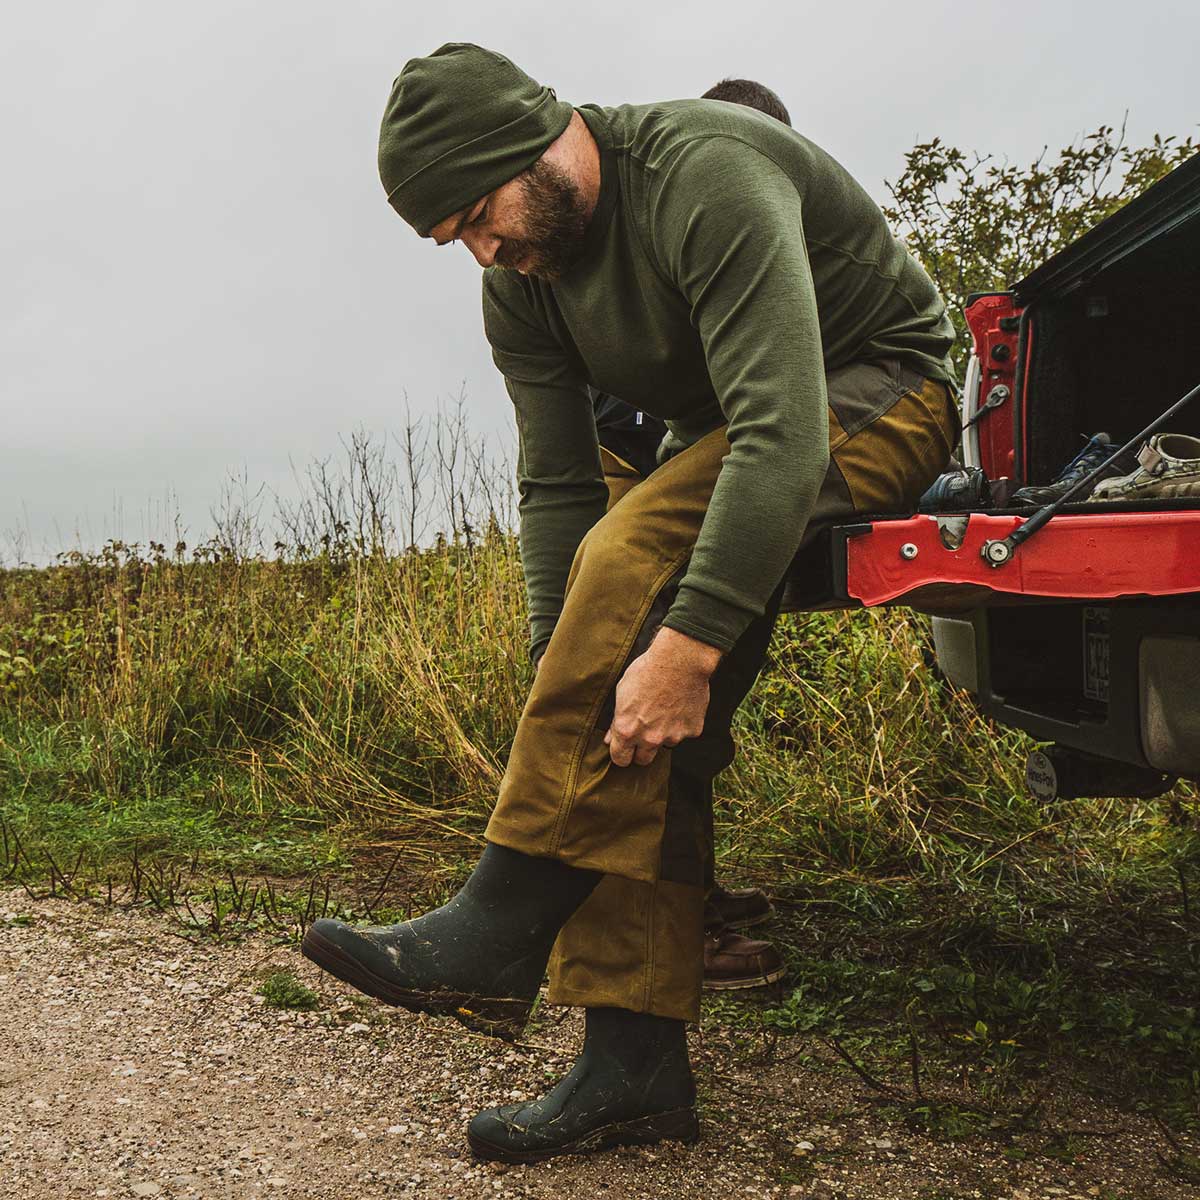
[467,1007,699,1162]
[301,843,599,1040]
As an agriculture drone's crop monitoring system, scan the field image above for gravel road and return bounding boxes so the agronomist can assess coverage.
[1,887,1190,1200]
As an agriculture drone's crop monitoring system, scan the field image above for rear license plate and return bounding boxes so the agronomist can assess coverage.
[1083,606,1110,702]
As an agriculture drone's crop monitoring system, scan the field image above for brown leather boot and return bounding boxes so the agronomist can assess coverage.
[705,883,774,931]
[703,925,785,990]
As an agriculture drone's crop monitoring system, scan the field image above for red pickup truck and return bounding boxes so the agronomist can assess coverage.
[798,152,1200,801]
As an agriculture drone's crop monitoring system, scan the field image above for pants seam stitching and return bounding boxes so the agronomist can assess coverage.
[643,877,658,1011]
[548,545,695,856]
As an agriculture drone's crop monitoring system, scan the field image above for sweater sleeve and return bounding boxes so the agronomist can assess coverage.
[650,137,830,652]
[482,270,608,662]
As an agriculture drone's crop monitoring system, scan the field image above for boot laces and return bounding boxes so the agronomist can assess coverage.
[1057,434,1115,483]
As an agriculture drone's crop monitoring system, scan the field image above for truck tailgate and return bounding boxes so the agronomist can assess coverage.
[841,509,1200,611]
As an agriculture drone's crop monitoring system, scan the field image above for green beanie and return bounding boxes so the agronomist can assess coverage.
[378,43,575,237]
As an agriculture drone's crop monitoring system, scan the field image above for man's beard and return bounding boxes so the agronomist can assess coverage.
[495,159,590,281]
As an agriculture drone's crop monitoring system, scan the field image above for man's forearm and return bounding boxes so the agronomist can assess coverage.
[651,626,722,675]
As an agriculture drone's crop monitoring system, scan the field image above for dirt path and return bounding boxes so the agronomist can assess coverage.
[1,887,1189,1200]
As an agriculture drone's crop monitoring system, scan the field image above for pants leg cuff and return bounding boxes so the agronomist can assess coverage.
[483,823,657,885]
[545,982,700,1025]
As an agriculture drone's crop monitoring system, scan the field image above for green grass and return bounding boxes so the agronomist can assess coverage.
[258,969,321,1011]
[0,719,346,876]
[1,710,350,873]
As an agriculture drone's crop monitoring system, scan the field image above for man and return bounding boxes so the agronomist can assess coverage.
[303,43,957,1162]
[592,76,794,994]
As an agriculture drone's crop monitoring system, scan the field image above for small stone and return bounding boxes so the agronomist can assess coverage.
[792,1141,815,1156]
[345,1022,370,1034]
[131,1185,162,1198]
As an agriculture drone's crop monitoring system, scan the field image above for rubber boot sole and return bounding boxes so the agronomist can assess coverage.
[300,924,531,1042]
[703,964,786,991]
[467,1106,700,1163]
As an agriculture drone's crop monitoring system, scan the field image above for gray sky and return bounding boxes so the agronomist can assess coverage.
[4,0,1197,560]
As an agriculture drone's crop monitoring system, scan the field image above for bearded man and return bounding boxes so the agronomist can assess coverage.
[304,42,957,1163]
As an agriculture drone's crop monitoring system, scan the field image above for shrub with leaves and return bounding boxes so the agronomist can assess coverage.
[883,121,1198,379]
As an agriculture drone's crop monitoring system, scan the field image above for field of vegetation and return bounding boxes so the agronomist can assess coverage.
[2,420,1198,1160]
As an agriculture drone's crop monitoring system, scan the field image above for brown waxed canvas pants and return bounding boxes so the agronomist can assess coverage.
[486,359,959,1021]
[598,446,734,902]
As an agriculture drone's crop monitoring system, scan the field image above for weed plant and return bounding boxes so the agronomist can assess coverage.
[259,969,321,1011]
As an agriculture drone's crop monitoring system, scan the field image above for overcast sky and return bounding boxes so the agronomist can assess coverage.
[4,0,1197,561]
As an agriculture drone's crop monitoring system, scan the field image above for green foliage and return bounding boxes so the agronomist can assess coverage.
[0,719,346,876]
[258,969,321,1011]
[0,526,529,856]
[883,122,1199,378]
[715,902,1200,1119]
[903,1104,992,1140]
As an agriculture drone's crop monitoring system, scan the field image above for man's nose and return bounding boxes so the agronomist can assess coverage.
[461,227,501,268]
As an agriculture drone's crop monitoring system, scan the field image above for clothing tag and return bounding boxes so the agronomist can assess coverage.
[636,411,644,426]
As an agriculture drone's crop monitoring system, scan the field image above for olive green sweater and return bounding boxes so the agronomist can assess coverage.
[483,100,954,661]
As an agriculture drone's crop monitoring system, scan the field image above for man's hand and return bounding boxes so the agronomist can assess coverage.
[605,627,722,767]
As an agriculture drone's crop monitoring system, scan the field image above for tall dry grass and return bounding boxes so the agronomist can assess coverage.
[1,416,528,845]
[0,412,1192,899]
